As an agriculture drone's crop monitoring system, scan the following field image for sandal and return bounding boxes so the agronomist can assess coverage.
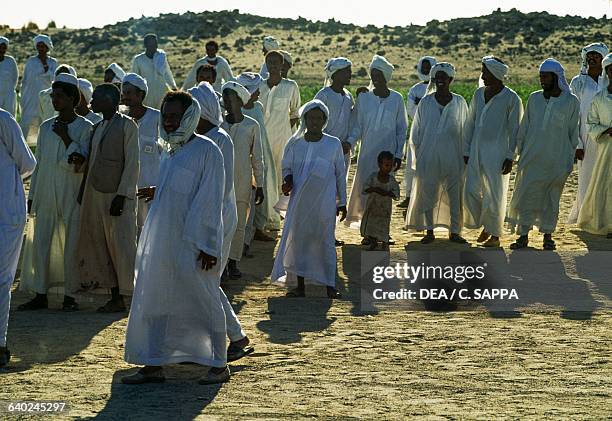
[17,296,48,311]
[421,234,435,244]
[510,236,529,250]
[477,230,490,243]
[285,288,305,297]
[482,237,500,248]
[449,233,468,244]
[543,238,556,251]
[227,344,255,362]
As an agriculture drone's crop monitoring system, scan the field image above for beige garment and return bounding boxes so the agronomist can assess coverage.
[360,172,400,241]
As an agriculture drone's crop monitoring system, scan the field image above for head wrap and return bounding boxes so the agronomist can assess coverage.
[33,34,53,50]
[160,98,201,148]
[122,73,148,94]
[236,72,263,94]
[54,73,78,87]
[290,99,330,141]
[77,78,94,103]
[426,62,456,94]
[221,81,251,105]
[263,36,279,51]
[416,56,436,82]
[369,55,394,83]
[601,53,612,88]
[56,64,77,78]
[482,56,509,81]
[580,42,609,75]
[0,37,8,47]
[106,63,126,83]
[187,82,223,125]
[539,58,570,93]
[324,57,352,86]
[280,50,293,65]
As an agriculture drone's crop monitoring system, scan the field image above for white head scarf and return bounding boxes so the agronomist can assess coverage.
[221,81,251,105]
[580,42,609,75]
[236,72,263,94]
[291,99,330,141]
[601,53,612,88]
[416,56,436,82]
[0,37,8,47]
[33,34,53,50]
[106,63,126,83]
[539,58,570,93]
[160,98,201,149]
[77,78,94,103]
[426,62,456,94]
[187,82,223,125]
[122,73,148,94]
[55,64,77,78]
[369,55,394,83]
[54,73,78,87]
[263,36,279,51]
[482,56,509,81]
[280,50,293,65]
[324,57,352,87]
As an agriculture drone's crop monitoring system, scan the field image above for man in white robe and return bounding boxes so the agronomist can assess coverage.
[131,34,177,109]
[405,62,469,244]
[345,55,408,232]
[578,53,612,237]
[19,35,58,145]
[76,78,103,125]
[259,36,279,79]
[506,59,580,250]
[0,108,36,367]
[19,74,91,311]
[182,40,235,93]
[463,56,523,247]
[258,50,301,192]
[123,92,230,385]
[399,56,436,209]
[39,65,77,123]
[272,100,347,298]
[567,42,609,223]
[0,37,19,116]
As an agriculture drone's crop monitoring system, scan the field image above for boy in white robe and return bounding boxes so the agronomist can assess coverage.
[345,55,408,234]
[405,62,469,244]
[506,59,580,250]
[182,40,235,93]
[0,109,36,367]
[39,65,77,124]
[221,82,264,280]
[259,36,279,79]
[463,56,523,247]
[123,92,230,385]
[272,100,347,299]
[76,78,102,125]
[578,53,612,237]
[0,37,19,116]
[567,42,609,223]
[19,35,58,145]
[131,34,177,109]
[19,74,91,312]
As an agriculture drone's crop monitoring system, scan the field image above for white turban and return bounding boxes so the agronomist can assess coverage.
[280,50,293,65]
[56,64,77,78]
[0,37,8,47]
[160,98,201,149]
[33,34,53,49]
[77,78,93,103]
[236,72,263,94]
[426,62,456,94]
[290,99,330,141]
[539,58,570,93]
[601,53,612,88]
[324,57,352,86]
[416,56,436,82]
[187,82,223,125]
[122,73,148,94]
[263,36,279,51]
[369,55,394,82]
[106,63,126,83]
[54,73,78,87]
[482,56,509,81]
[580,42,609,74]
[221,81,251,105]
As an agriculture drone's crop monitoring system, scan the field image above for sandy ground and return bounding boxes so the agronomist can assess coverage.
[1,165,611,420]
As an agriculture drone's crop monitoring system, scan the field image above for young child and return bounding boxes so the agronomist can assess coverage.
[361,151,400,250]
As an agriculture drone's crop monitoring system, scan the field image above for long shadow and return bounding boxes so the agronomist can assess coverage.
[95,366,223,420]
[572,229,612,252]
[340,244,379,316]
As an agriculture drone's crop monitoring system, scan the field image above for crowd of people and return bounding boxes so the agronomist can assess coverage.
[0,32,610,384]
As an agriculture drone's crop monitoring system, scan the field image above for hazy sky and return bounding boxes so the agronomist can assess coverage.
[3,0,610,28]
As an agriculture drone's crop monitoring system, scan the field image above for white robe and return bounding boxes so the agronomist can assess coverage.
[135,107,162,230]
[131,52,177,109]
[463,87,523,237]
[83,111,102,125]
[567,73,607,223]
[0,56,18,116]
[506,91,580,234]
[403,82,428,196]
[578,89,612,235]
[259,62,269,80]
[20,116,91,294]
[182,55,234,93]
[19,56,58,144]
[405,93,469,233]
[0,109,35,347]
[272,134,346,288]
[124,135,227,367]
[345,90,408,226]
[39,88,55,123]
[258,78,300,189]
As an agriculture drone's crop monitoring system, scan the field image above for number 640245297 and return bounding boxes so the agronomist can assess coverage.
[4,401,68,413]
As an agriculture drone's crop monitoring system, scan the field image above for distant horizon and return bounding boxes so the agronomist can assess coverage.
[2,0,610,30]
